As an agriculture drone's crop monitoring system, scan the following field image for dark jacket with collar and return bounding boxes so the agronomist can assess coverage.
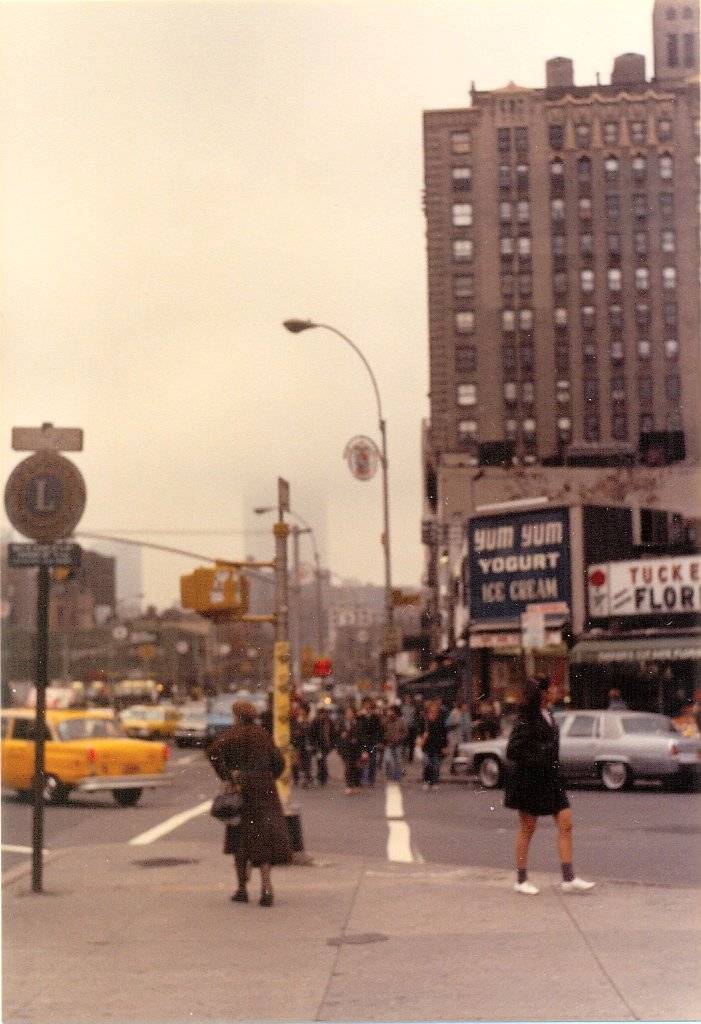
[503,709,569,816]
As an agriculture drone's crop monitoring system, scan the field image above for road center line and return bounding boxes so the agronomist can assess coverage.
[384,781,414,862]
[128,799,212,846]
[2,844,35,855]
[385,782,404,819]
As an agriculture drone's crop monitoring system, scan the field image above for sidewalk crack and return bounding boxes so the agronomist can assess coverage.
[314,858,367,1022]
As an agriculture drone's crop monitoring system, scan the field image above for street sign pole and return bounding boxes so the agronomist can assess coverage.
[32,565,50,894]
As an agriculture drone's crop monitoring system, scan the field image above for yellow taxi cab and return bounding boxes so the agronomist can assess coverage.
[1,708,173,806]
[119,704,181,740]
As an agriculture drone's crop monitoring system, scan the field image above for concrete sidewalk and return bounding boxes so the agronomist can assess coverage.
[3,840,700,1023]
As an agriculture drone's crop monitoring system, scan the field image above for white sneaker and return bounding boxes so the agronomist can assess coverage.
[561,877,595,893]
[514,881,539,895]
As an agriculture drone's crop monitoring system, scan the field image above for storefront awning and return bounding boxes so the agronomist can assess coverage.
[570,635,701,665]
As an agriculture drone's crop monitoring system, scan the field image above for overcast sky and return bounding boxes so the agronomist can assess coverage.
[2,0,654,610]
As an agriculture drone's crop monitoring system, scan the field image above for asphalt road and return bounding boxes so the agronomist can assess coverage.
[3,749,700,886]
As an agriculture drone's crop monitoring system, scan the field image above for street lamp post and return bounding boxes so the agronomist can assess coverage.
[282,319,394,685]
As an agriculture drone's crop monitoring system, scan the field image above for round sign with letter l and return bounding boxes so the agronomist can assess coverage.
[4,451,86,543]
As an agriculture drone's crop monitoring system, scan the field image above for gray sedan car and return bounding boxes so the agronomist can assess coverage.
[453,710,701,792]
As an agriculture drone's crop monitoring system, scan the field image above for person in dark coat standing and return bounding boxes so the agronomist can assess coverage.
[311,707,336,786]
[207,701,291,907]
[337,705,362,794]
[420,698,448,790]
[505,677,594,896]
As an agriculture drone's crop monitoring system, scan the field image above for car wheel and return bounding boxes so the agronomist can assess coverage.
[477,755,502,789]
[42,774,68,805]
[113,788,143,807]
[600,761,631,791]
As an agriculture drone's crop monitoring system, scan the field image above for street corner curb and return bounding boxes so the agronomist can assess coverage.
[2,847,67,890]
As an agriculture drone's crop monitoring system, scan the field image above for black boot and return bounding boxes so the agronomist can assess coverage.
[259,889,273,907]
[231,886,248,903]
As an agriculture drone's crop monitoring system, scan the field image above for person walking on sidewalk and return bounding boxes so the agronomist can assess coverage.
[338,705,362,794]
[207,701,291,907]
[357,697,384,787]
[311,706,336,786]
[420,698,448,790]
[383,704,408,782]
[505,677,595,896]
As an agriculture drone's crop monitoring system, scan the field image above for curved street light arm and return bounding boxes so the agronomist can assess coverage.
[311,322,385,435]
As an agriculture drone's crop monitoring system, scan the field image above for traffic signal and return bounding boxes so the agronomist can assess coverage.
[180,565,249,620]
[313,657,333,678]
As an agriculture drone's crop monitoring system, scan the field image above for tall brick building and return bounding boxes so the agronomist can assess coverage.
[423,0,699,471]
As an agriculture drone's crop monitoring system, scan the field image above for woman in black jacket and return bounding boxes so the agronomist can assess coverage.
[505,677,594,896]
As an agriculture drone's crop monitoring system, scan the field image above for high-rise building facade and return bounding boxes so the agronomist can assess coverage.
[423,0,699,470]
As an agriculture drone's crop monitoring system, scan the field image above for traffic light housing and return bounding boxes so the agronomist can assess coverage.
[180,565,249,620]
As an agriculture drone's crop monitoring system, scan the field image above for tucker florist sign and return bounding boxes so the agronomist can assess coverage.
[588,556,701,617]
[467,508,571,622]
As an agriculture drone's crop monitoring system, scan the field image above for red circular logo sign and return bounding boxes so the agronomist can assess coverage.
[589,569,606,588]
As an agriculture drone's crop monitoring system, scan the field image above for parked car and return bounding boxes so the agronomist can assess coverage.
[119,704,181,740]
[174,704,208,747]
[453,710,701,792]
[1,708,173,806]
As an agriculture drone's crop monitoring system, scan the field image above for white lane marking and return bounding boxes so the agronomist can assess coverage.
[173,753,199,767]
[386,820,413,863]
[2,844,36,855]
[128,800,212,846]
[385,782,404,819]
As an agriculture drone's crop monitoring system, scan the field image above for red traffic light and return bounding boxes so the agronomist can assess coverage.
[313,658,333,678]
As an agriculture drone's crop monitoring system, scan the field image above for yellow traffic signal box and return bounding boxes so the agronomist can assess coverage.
[180,565,249,619]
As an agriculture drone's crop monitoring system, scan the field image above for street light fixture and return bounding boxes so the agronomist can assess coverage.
[282,318,394,684]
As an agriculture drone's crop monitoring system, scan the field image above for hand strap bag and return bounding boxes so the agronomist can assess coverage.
[210,772,243,822]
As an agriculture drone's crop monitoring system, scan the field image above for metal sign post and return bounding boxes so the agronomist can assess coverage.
[32,565,50,893]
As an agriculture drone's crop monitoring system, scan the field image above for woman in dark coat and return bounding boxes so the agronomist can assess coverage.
[505,677,594,896]
[207,701,291,907]
[337,705,362,794]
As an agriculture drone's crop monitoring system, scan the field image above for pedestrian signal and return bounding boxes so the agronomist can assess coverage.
[180,565,249,620]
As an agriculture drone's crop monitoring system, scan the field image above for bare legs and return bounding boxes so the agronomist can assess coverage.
[555,808,573,865]
[516,809,573,871]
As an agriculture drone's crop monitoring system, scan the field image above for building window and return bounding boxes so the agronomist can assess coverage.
[605,193,621,220]
[556,380,571,404]
[551,198,565,221]
[660,192,674,218]
[522,380,535,405]
[581,305,595,329]
[519,274,533,297]
[603,121,619,145]
[555,340,570,369]
[519,308,533,330]
[552,234,566,256]
[575,124,591,148]
[630,121,647,145]
[453,238,474,261]
[635,302,650,326]
[580,269,594,292]
[452,166,472,188]
[499,236,514,256]
[497,128,511,153]
[657,118,673,141]
[659,153,674,180]
[455,311,475,333]
[607,268,622,291]
[517,236,531,257]
[662,266,677,289]
[637,337,651,359]
[667,5,677,18]
[549,124,564,149]
[683,32,696,67]
[499,201,512,223]
[632,193,648,219]
[612,413,628,440]
[638,375,653,402]
[583,338,597,362]
[606,232,621,256]
[611,340,625,362]
[514,126,529,150]
[498,164,512,189]
[631,154,647,180]
[558,417,572,434]
[604,155,619,181]
[667,33,679,66]
[665,337,679,359]
[634,231,649,256]
[577,155,592,181]
[516,163,529,188]
[502,309,516,332]
[522,418,536,435]
[550,158,564,179]
[580,232,593,256]
[610,373,626,401]
[452,202,473,226]
[458,418,478,439]
[578,197,592,220]
[451,131,471,154]
[553,271,568,294]
[503,344,517,370]
[666,374,681,401]
[584,378,598,402]
[554,307,568,327]
[584,414,600,441]
[455,345,477,372]
[520,345,534,370]
[454,274,475,298]
[635,267,650,291]
[609,303,624,327]
[505,417,517,437]
[504,381,517,402]
[457,383,477,406]
[501,273,515,297]
[640,414,654,434]
[517,200,530,223]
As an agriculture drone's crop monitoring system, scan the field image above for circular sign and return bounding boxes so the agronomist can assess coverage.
[343,435,380,481]
[4,452,86,543]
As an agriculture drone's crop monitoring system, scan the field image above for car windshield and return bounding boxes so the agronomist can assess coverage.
[620,715,677,735]
[57,718,125,740]
[209,698,235,716]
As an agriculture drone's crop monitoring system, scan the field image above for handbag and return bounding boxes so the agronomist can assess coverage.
[210,778,243,822]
